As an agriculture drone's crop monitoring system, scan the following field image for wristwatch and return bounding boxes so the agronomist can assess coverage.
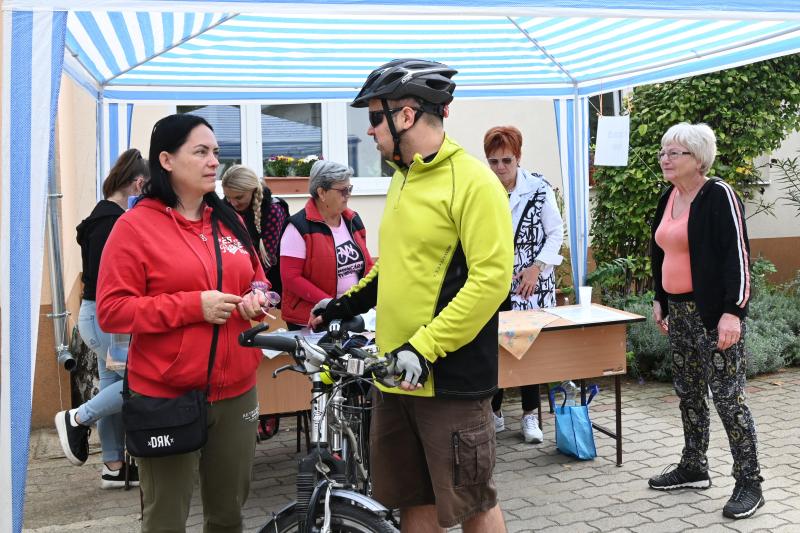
[533,259,547,270]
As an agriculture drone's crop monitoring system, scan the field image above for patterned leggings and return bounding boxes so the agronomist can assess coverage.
[668,299,761,481]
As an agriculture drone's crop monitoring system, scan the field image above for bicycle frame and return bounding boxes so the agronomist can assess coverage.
[239,321,396,533]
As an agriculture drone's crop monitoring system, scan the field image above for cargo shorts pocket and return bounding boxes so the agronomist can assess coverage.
[452,419,495,488]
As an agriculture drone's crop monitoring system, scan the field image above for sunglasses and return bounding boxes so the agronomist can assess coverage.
[488,157,515,166]
[328,185,354,197]
[368,107,419,128]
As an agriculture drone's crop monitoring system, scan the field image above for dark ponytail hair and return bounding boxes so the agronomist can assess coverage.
[102,148,149,199]
[143,113,254,257]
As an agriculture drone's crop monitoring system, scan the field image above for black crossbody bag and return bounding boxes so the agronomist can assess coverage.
[122,218,223,458]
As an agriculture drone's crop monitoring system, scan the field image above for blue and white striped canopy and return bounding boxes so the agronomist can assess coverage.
[55,1,800,101]
[3,3,800,533]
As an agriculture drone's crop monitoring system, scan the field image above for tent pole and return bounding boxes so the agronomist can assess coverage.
[572,88,587,290]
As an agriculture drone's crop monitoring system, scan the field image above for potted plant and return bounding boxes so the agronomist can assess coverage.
[263,155,320,194]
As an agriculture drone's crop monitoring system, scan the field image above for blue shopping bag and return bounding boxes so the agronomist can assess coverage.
[549,384,600,460]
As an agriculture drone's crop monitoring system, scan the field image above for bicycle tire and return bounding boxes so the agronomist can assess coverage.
[258,502,397,533]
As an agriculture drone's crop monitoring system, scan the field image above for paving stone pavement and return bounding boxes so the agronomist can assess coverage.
[24,367,800,532]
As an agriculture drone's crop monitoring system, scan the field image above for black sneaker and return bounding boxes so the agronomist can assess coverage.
[648,464,712,490]
[54,409,90,466]
[723,477,765,519]
[101,460,140,489]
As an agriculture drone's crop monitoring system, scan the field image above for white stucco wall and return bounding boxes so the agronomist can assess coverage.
[447,97,563,190]
[52,75,98,307]
[746,130,800,239]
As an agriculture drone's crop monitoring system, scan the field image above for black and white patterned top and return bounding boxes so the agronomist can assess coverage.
[508,168,564,310]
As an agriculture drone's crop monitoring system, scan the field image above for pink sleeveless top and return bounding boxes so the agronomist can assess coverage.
[655,188,693,295]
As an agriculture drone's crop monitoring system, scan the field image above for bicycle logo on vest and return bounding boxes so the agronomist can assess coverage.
[336,242,361,264]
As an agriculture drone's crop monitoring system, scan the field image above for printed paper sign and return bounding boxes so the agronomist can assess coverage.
[594,115,630,166]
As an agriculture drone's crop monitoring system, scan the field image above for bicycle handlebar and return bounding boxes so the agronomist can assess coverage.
[238,319,390,383]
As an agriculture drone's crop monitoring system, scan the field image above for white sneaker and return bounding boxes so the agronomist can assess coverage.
[521,414,543,443]
[493,412,505,433]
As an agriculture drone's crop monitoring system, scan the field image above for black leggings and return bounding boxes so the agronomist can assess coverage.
[492,295,541,413]
[492,385,540,413]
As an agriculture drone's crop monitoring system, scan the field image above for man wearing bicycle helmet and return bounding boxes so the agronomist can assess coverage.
[312,59,512,532]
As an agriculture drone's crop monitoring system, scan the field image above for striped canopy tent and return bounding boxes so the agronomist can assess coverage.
[3,1,800,530]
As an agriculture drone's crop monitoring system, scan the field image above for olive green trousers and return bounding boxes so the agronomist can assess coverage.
[137,387,259,533]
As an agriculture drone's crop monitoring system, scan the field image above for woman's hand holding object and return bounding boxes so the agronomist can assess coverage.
[238,290,268,321]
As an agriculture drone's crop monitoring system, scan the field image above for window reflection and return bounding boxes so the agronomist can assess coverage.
[347,106,393,177]
[261,104,322,176]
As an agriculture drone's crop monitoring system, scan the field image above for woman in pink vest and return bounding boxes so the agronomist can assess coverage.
[280,160,374,329]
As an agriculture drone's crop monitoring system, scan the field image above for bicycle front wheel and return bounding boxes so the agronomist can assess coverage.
[259,502,397,533]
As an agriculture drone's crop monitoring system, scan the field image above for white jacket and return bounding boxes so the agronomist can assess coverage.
[508,168,564,310]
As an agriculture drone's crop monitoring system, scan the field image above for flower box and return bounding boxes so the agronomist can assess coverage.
[263,176,309,195]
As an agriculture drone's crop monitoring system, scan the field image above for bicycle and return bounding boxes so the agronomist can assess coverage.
[239,318,399,533]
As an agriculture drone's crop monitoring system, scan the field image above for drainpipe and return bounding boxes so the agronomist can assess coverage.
[46,157,75,371]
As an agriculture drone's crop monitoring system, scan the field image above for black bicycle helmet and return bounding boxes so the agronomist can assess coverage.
[351,58,458,108]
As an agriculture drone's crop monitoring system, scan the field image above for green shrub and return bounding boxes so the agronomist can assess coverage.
[747,279,800,368]
[744,316,795,375]
[611,269,800,381]
[590,55,800,297]
[610,293,671,381]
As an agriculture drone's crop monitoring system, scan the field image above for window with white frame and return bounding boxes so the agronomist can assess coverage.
[180,102,390,193]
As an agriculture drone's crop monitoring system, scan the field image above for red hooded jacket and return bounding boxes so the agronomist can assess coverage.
[96,198,267,401]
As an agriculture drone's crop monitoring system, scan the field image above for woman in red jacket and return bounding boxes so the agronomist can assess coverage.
[280,160,374,329]
[96,113,269,532]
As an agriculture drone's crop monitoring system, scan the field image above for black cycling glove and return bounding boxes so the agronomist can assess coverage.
[312,296,355,330]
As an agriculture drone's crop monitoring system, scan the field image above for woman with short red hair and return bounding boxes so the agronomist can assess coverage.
[484,125,564,444]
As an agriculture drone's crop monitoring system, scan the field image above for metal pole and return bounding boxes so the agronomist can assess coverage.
[46,157,75,371]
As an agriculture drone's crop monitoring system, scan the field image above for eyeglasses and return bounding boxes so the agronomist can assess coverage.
[328,185,354,197]
[488,157,515,166]
[657,150,692,161]
[367,107,420,128]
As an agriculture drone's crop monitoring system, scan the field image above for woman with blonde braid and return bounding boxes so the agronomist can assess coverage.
[222,165,290,294]
[222,165,289,440]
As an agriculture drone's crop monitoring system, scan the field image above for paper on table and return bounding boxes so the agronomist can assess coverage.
[498,310,561,359]
[261,328,326,359]
[544,305,633,324]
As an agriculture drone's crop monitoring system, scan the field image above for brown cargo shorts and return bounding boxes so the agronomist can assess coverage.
[369,389,498,528]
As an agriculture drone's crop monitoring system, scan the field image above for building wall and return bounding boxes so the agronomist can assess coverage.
[747,129,800,282]
[31,75,97,428]
[747,129,800,240]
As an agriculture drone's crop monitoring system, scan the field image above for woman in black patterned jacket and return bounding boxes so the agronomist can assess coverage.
[648,122,763,521]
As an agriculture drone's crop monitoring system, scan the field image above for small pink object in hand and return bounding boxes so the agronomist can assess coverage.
[250,281,281,319]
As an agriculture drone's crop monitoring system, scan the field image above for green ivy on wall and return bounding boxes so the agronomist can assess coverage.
[590,54,800,297]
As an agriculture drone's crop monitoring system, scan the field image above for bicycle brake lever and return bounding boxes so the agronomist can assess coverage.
[272,364,305,378]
